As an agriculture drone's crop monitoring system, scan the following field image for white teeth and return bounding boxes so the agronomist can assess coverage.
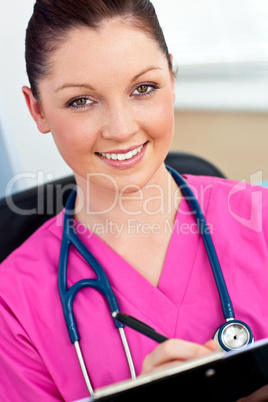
[101,144,144,161]
[117,154,126,161]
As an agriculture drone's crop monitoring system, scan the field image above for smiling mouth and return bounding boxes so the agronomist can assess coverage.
[98,144,145,161]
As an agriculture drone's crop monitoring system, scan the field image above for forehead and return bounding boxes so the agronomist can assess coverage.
[46,20,167,84]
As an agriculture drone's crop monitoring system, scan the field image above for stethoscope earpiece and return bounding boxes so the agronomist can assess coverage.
[214,320,254,351]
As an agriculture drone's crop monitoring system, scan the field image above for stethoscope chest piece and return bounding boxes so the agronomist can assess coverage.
[214,320,254,351]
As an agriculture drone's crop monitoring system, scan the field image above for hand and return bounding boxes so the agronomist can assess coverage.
[141,338,218,375]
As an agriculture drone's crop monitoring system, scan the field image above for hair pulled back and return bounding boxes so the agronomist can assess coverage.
[25,0,172,99]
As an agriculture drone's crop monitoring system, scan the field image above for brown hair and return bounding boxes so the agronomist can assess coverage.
[25,0,172,99]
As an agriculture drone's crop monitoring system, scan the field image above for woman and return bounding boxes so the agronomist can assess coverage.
[0,1,268,400]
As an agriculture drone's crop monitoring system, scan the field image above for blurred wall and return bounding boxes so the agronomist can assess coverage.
[1,0,267,197]
[171,110,268,183]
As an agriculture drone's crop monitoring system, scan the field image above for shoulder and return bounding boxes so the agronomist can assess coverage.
[185,173,268,205]
[185,173,268,193]
[184,174,268,235]
[0,212,65,342]
[0,212,64,295]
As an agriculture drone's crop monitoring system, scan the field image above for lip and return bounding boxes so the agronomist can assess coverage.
[97,143,145,155]
[96,141,148,170]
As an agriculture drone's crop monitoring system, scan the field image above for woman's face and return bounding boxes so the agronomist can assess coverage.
[30,20,175,193]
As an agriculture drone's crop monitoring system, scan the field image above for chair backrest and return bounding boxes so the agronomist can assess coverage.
[0,152,225,262]
[165,152,225,178]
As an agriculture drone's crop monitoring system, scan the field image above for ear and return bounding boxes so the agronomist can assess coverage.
[22,86,50,134]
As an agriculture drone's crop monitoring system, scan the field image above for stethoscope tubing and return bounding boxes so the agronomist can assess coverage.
[166,166,235,321]
[59,188,124,344]
[58,189,136,395]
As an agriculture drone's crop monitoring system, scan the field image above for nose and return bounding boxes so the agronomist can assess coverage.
[101,101,139,142]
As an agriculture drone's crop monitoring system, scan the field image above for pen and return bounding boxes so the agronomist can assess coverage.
[112,312,169,343]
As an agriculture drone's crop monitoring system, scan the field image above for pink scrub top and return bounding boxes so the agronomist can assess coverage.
[1,175,268,401]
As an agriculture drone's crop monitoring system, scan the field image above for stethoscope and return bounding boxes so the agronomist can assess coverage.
[58,165,253,396]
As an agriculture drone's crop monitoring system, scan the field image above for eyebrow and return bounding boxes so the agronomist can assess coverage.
[55,66,162,93]
[55,83,96,93]
[131,66,162,82]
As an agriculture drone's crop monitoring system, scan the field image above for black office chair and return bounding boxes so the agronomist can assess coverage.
[0,152,225,263]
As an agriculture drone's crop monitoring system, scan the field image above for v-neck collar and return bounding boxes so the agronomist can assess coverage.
[157,196,202,306]
[51,175,212,337]
[74,178,210,335]
[77,224,180,335]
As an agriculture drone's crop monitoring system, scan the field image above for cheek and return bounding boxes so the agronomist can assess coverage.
[49,116,97,161]
[145,95,174,142]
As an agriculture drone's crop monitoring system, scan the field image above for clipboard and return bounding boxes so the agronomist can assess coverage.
[92,339,268,401]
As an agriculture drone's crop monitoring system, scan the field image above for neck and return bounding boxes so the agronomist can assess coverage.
[74,164,181,235]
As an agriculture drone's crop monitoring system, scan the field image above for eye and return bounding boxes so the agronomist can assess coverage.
[136,85,150,94]
[132,84,158,97]
[67,97,94,109]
